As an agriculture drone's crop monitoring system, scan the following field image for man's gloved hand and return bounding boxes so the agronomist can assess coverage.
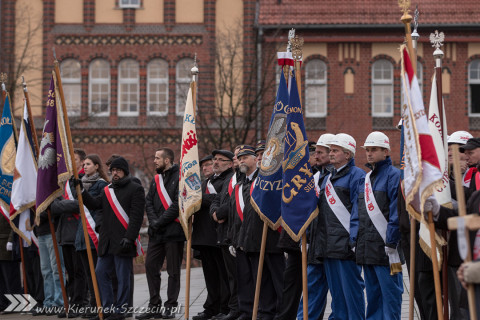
[6,242,12,251]
[119,238,134,252]
[385,246,396,256]
[73,178,83,189]
[149,219,162,231]
[424,196,440,221]
[229,245,236,257]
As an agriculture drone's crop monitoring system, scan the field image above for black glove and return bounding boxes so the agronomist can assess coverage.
[73,178,83,190]
[119,237,134,252]
[149,219,162,231]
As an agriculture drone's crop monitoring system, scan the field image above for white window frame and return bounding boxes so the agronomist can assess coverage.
[469,59,480,116]
[117,59,139,116]
[147,59,169,116]
[60,59,81,117]
[176,58,194,116]
[305,59,327,118]
[372,59,394,117]
[88,59,110,116]
[119,0,140,9]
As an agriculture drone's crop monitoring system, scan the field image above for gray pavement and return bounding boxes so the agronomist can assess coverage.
[2,265,420,320]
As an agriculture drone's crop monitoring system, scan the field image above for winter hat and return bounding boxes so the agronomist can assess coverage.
[109,156,130,176]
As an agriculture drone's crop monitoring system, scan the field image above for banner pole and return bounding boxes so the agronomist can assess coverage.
[252,222,268,320]
[301,233,308,320]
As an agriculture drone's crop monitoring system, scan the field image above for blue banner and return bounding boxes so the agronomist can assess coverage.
[0,94,15,213]
[251,71,289,229]
[281,73,319,241]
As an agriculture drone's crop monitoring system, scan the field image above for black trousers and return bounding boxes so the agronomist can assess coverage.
[0,260,22,311]
[248,252,285,320]
[197,246,229,316]
[221,245,238,312]
[236,249,255,317]
[62,244,87,306]
[25,249,45,304]
[79,249,98,307]
[145,240,184,308]
[274,251,302,320]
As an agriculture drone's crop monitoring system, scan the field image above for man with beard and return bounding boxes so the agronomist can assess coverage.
[80,156,145,320]
[192,150,235,320]
[139,148,184,320]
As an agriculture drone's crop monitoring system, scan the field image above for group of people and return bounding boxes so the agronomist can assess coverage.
[2,129,480,320]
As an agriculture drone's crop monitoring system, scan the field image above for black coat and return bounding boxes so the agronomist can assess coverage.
[210,170,238,246]
[82,176,145,257]
[51,195,79,246]
[145,164,185,243]
[192,168,233,248]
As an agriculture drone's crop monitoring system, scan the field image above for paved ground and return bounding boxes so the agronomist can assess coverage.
[2,265,419,320]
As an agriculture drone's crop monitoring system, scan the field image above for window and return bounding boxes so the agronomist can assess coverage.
[119,0,140,8]
[305,59,327,117]
[469,60,480,115]
[372,59,394,117]
[417,62,423,92]
[118,59,139,116]
[147,59,169,115]
[89,59,110,116]
[176,58,194,115]
[60,59,81,116]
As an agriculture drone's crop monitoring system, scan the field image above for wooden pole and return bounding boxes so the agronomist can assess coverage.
[427,212,444,320]
[53,61,103,319]
[408,215,416,320]
[252,222,268,320]
[451,145,477,319]
[185,217,192,320]
[19,241,28,295]
[301,233,308,320]
[400,11,417,76]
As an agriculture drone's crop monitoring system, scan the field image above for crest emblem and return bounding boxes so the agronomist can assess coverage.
[38,120,56,170]
[261,114,286,176]
[185,172,201,191]
[283,121,308,171]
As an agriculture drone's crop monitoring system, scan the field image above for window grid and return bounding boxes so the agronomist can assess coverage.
[60,59,81,116]
[118,59,139,116]
[147,59,169,116]
[372,60,394,117]
[469,60,480,115]
[305,60,327,117]
[176,58,194,116]
[119,0,140,9]
[89,59,110,116]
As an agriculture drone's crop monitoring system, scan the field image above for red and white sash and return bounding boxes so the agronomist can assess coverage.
[104,186,144,257]
[324,174,350,233]
[463,167,479,188]
[234,178,256,222]
[206,180,217,195]
[313,172,321,198]
[65,181,99,250]
[364,172,401,274]
[228,174,237,196]
[155,174,180,223]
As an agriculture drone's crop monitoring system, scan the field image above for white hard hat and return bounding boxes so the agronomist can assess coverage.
[447,131,473,145]
[316,133,335,148]
[329,133,356,155]
[362,131,391,151]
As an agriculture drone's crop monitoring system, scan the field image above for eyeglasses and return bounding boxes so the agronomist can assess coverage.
[110,168,123,173]
[212,158,232,162]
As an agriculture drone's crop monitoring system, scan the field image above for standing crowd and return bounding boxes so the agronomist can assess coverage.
[1,129,480,320]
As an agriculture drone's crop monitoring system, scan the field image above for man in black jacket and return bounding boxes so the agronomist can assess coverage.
[81,157,145,320]
[139,148,185,320]
[192,150,234,320]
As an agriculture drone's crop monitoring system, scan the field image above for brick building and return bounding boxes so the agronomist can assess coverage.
[1,0,480,179]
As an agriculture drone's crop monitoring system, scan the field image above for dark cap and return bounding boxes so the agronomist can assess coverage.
[308,141,316,152]
[212,150,234,161]
[255,140,266,154]
[460,138,480,152]
[199,155,213,166]
[109,156,130,176]
[236,145,256,158]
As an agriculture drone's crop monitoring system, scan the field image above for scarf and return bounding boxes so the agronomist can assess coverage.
[82,172,100,191]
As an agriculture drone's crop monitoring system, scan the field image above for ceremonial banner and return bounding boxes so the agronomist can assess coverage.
[427,73,450,206]
[281,72,318,241]
[10,100,37,218]
[401,46,445,261]
[0,93,16,221]
[36,72,73,216]
[178,84,202,238]
[251,71,289,229]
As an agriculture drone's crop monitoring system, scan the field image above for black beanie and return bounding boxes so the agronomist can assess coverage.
[110,157,130,176]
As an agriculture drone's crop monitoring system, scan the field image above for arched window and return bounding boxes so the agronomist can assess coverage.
[305,59,327,117]
[147,59,169,115]
[469,59,480,115]
[118,59,139,116]
[176,58,194,115]
[60,59,81,116]
[89,59,110,115]
[372,59,394,117]
[417,61,423,92]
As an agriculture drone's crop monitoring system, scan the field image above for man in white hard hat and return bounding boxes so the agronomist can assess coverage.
[316,133,366,319]
[447,131,474,188]
[353,131,403,320]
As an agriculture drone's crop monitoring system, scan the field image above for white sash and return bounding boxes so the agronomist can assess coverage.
[314,171,321,198]
[65,181,99,249]
[228,174,237,196]
[206,180,217,195]
[364,172,401,272]
[324,174,350,233]
[156,174,173,209]
[104,186,144,257]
